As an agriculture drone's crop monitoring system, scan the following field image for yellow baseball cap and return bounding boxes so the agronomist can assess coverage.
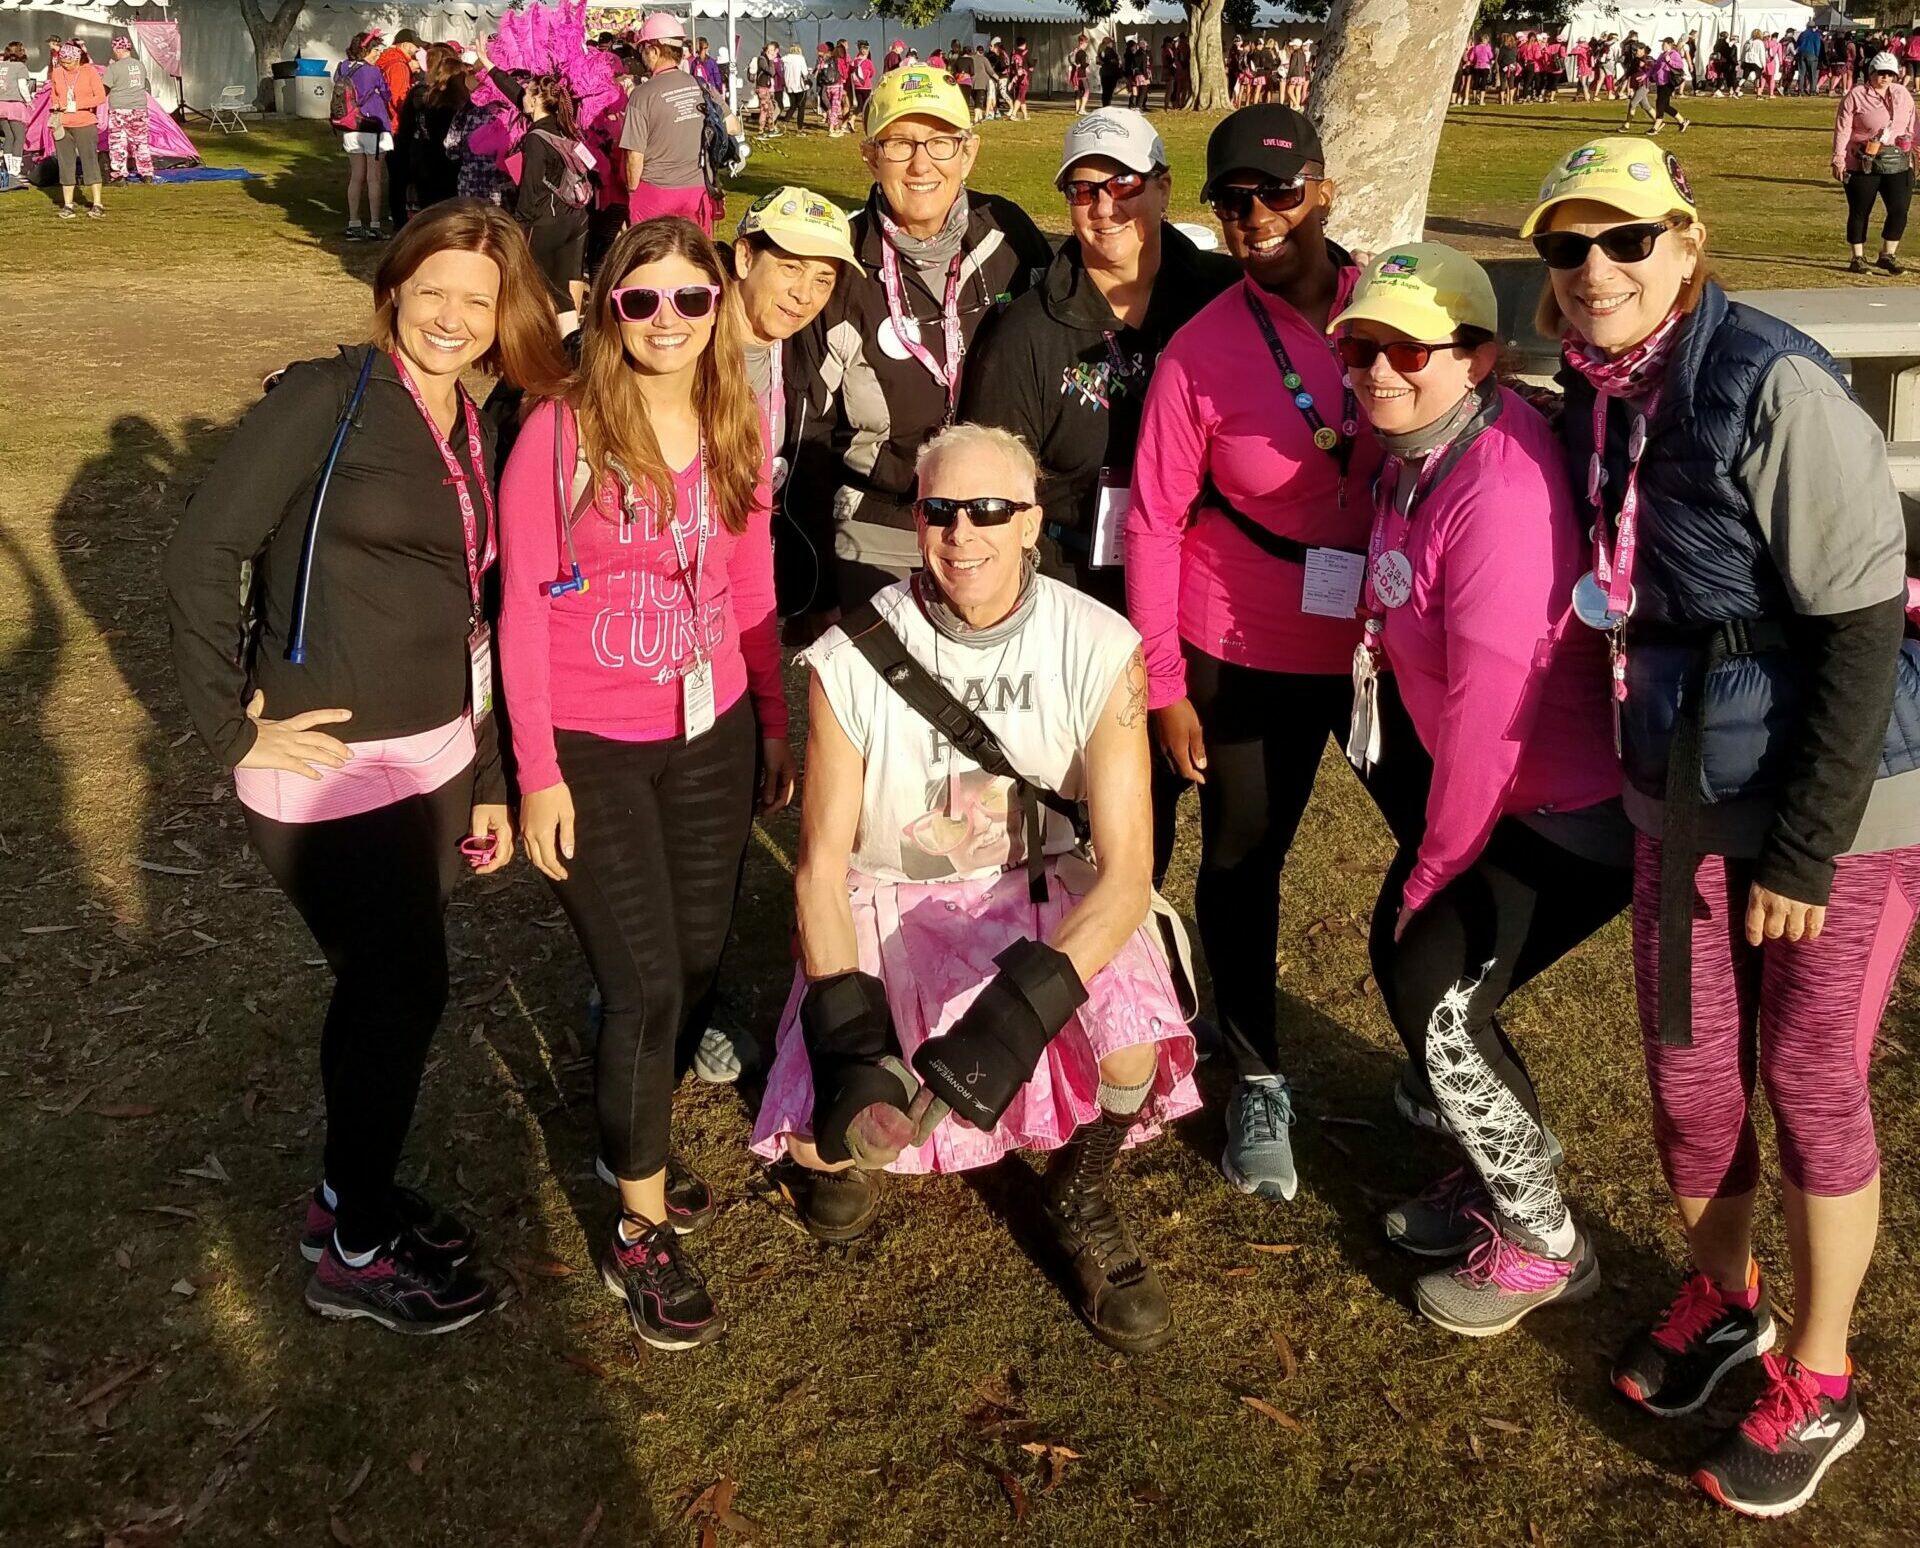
[863,66,972,137]
[737,185,864,274]
[1329,242,1498,341]
[1520,137,1697,238]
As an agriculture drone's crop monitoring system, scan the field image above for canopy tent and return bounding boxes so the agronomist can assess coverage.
[1563,0,1722,46]
[1710,0,1816,39]
[24,77,200,165]
[0,0,188,107]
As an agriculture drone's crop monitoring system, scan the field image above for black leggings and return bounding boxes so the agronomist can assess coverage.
[1182,645,1432,1080]
[1654,82,1682,120]
[527,209,589,311]
[548,701,757,1180]
[1846,168,1913,245]
[1371,816,1629,1236]
[245,771,472,1249]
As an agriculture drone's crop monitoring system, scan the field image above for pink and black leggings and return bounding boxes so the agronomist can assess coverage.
[1632,833,1920,1199]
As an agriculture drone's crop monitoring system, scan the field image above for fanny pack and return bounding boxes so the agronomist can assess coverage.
[1864,144,1915,175]
[838,597,1198,1019]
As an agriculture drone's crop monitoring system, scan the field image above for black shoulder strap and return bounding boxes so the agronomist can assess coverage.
[839,597,1088,903]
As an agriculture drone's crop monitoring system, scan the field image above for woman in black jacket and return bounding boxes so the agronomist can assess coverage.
[1098,40,1122,107]
[510,71,593,335]
[162,201,569,1335]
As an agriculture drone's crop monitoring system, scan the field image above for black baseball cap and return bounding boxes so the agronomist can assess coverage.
[394,28,423,46]
[1201,104,1324,201]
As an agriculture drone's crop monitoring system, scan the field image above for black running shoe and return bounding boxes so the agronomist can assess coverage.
[593,1154,716,1235]
[600,1220,724,1350]
[1613,1265,1775,1417]
[303,1235,496,1335]
[300,1185,475,1268]
[1693,1355,1865,1518]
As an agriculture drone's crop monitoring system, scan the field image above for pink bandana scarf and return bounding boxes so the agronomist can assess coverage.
[1560,305,1686,400]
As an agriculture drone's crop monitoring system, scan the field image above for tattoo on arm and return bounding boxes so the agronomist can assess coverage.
[1117,649,1148,729]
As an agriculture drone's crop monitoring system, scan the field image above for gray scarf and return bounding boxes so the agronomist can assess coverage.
[914,548,1042,646]
[879,190,970,273]
[1378,377,1496,461]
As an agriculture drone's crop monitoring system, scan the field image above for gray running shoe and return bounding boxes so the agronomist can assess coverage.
[693,1023,756,1084]
[1222,1076,1298,1201]
[1383,1166,1493,1257]
[1415,1217,1600,1337]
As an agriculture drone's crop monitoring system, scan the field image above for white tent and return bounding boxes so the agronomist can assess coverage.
[1710,0,1815,41]
[1563,0,1723,47]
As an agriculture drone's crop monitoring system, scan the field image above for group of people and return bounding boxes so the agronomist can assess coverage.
[1065,32,1194,115]
[1227,35,1313,110]
[163,31,1917,1517]
[5,33,161,210]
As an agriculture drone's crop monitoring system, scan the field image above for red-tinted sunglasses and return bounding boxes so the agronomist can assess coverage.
[610,284,721,323]
[1336,336,1464,374]
[1062,170,1152,208]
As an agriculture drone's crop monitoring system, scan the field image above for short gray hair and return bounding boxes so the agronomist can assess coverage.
[915,422,1039,499]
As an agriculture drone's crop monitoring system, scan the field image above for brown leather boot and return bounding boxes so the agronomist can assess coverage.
[1041,1112,1172,1354]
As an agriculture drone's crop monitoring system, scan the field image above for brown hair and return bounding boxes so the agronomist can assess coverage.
[571,218,763,536]
[423,43,470,112]
[370,200,571,396]
[1532,216,1711,339]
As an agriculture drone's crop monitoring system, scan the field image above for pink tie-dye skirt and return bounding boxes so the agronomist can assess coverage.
[750,861,1202,1174]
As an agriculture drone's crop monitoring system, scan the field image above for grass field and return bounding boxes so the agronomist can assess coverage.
[3,96,1918,1548]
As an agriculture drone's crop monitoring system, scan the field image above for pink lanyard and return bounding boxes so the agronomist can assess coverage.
[878,237,966,422]
[391,353,495,625]
[1358,433,1464,631]
[1588,387,1659,621]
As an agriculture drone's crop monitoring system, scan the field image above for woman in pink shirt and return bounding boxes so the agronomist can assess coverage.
[1126,105,1432,1205]
[1832,52,1916,274]
[1327,244,1630,1338]
[499,217,794,1351]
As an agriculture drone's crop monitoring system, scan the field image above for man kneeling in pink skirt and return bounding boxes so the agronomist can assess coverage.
[750,423,1201,1353]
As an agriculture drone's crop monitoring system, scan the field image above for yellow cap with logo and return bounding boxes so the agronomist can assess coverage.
[1520,137,1697,238]
[862,65,972,137]
[737,185,865,274]
[1329,242,1498,341]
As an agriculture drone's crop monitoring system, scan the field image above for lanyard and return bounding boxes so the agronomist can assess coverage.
[664,447,713,666]
[1588,388,1659,619]
[759,339,785,459]
[1242,281,1357,503]
[879,237,966,422]
[391,352,494,624]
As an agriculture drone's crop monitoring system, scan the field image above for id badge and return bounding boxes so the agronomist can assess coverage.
[682,656,716,741]
[1301,546,1367,618]
[1345,642,1382,773]
[1090,469,1129,569]
[467,623,495,724]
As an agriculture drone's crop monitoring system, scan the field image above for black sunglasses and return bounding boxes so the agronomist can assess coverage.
[1336,336,1463,374]
[1062,170,1152,208]
[913,496,1028,528]
[1531,216,1686,271]
[1207,176,1319,223]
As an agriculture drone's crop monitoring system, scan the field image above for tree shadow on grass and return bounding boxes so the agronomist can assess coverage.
[235,122,392,280]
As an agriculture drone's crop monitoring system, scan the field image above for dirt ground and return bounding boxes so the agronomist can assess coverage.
[2,115,1918,1548]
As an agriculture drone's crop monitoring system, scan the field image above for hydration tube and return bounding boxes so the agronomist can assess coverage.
[285,348,378,664]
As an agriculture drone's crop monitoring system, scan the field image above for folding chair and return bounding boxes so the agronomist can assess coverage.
[208,86,250,133]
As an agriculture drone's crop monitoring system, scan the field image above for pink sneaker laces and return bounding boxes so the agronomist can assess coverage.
[1650,1270,1726,1353]
[1739,1354,1820,1453]
[1457,1212,1574,1292]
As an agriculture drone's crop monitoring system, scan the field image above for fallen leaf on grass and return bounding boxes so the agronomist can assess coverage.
[1527,1522,1547,1548]
[1381,1388,1411,1422]
[405,1452,427,1477]
[1019,1441,1083,1494]
[1467,1431,1485,1462]
[576,1500,604,1546]
[328,1514,356,1546]
[180,1154,231,1184]
[142,1205,198,1222]
[222,1404,276,1456]
[170,1279,197,1299]
[115,1245,133,1271]
[334,1457,371,1506]
[1240,1396,1302,1432]
[1483,1417,1524,1435]
[74,1359,154,1411]
[1271,1329,1299,1383]
[517,1257,576,1279]
[459,976,511,1008]
[93,1102,159,1119]
[1222,1266,1258,1278]
[1248,1242,1300,1256]
[974,1456,1028,1522]
[497,1258,529,1300]
[134,859,203,877]
[562,1351,608,1380]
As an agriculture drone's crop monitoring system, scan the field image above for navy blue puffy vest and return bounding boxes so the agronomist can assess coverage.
[1560,281,1920,800]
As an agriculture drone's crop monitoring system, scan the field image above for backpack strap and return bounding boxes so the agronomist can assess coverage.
[839,597,1088,904]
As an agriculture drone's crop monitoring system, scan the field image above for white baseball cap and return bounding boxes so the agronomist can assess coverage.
[1055,106,1166,189]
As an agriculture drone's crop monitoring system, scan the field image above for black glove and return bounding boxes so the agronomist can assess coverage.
[911,938,1088,1131]
[801,971,913,1166]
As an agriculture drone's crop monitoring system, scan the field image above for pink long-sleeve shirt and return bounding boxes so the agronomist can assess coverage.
[1833,81,1917,172]
[1126,272,1383,708]
[1375,388,1621,913]
[498,399,788,794]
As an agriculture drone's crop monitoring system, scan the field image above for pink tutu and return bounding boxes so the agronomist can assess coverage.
[751,860,1201,1174]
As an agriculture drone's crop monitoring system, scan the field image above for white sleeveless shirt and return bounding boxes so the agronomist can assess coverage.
[803,576,1140,884]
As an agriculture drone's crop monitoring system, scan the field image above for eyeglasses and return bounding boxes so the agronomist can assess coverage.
[610,284,721,323]
[1531,216,1686,271]
[868,132,970,163]
[1207,175,1320,223]
[913,496,1028,527]
[1336,336,1463,374]
[1062,170,1153,208]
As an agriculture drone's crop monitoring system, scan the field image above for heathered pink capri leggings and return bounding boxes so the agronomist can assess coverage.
[1632,833,1920,1199]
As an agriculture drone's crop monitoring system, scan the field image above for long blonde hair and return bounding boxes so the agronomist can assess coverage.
[571,218,762,534]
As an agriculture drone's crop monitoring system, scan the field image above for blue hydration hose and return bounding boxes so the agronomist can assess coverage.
[285,348,377,663]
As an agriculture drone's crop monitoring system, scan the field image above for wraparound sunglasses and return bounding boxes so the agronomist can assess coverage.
[913,496,1029,527]
[1531,215,1687,271]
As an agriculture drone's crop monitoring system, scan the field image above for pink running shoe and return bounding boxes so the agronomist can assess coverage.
[1414,1212,1599,1337]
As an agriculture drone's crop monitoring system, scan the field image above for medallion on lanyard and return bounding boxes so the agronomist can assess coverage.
[880,237,966,425]
[1571,398,1650,636]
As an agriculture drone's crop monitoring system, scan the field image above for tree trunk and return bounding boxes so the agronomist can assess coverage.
[1308,0,1478,252]
[238,0,307,108]
[1186,0,1228,110]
